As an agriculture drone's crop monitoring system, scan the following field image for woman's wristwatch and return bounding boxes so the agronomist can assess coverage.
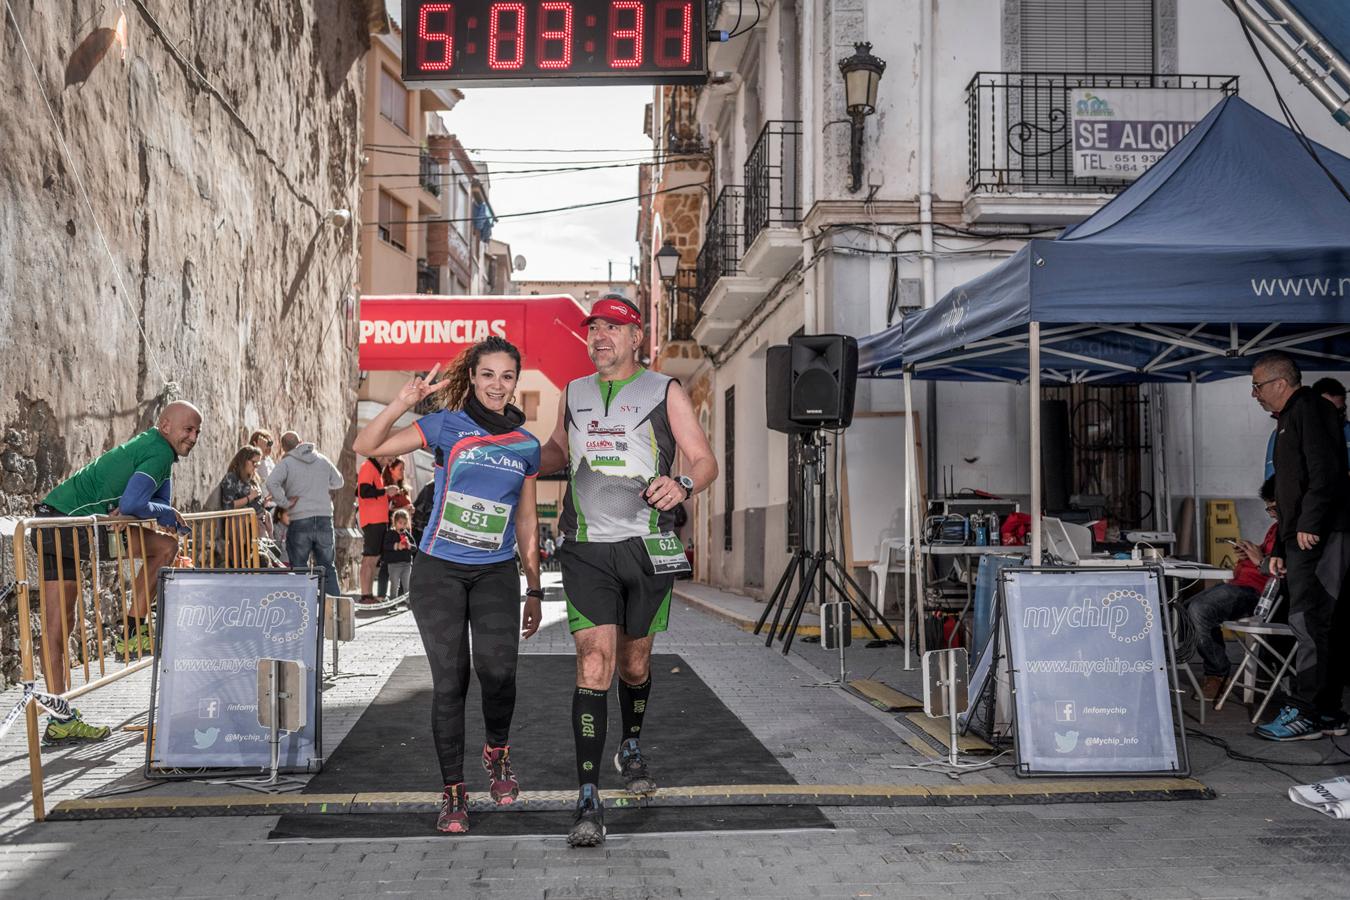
[525,588,545,599]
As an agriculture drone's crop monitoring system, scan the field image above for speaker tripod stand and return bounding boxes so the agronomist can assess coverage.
[753,430,903,654]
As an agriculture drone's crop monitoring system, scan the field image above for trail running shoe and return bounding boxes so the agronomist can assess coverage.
[566,784,606,848]
[1319,711,1350,737]
[1256,706,1323,741]
[436,783,469,834]
[42,709,110,746]
[482,745,519,805]
[614,738,657,795]
[114,624,153,657]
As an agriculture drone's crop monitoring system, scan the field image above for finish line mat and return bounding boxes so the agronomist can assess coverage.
[267,652,831,838]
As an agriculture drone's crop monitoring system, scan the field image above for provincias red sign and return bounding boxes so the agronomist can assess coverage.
[358,294,593,389]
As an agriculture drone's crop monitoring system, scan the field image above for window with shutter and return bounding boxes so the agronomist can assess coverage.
[1020,0,1155,72]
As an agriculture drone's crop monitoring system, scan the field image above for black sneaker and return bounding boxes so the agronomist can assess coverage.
[614,738,657,795]
[1319,711,1350,737]
[566,784,605,848]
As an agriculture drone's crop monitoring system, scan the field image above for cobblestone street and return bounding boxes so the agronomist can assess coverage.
[1,577,1349,898]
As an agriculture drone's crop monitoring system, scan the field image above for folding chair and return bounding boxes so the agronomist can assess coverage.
[1214,590,1297,724]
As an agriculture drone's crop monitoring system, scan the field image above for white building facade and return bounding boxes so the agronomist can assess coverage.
[640,0,1350,600]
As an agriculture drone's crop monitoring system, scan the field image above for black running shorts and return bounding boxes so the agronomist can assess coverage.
[361,522,388,557]
[557,538,674,637]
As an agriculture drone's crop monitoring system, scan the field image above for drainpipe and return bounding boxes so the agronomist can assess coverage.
[920,0,939,495]
[802,0,818,331]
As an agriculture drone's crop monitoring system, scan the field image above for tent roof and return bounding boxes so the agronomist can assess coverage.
[860,96,1350,383]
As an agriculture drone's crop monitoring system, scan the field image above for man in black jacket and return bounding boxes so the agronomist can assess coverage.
[1250,352,1350,740]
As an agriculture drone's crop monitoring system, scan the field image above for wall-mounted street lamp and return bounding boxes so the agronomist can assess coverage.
[655,239,681,284]
[838,42,886,193]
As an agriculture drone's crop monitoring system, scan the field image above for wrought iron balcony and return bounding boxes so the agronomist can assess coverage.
[419,152,443,196]
[666,267,699,343]
[744,120,802,250]
[695,185,744,308]
[965,72,1238,195]
[416,258,439,294]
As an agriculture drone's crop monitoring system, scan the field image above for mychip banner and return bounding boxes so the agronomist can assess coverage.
[1001,567,1185,776]
[1070,87,1224,180]
[148,569,323,774]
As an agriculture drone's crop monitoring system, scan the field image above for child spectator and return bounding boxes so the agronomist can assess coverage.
[272,507,291,565]
[383,507,416,600]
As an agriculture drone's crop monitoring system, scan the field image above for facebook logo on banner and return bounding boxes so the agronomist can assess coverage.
[199,697,220,719]
[1056,701,1076,722]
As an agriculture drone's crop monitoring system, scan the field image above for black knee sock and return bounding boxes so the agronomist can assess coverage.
[572,687,608,786]
[618,677,651,742]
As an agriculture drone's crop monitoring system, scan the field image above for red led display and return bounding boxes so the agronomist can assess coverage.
[403,0,706,85]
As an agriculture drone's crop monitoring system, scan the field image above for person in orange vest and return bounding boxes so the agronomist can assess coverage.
[357,454,399,604]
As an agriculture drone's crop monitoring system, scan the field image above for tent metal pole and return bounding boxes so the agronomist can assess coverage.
[903,369,916,670]
[1191,373,1202,561]
[1030,322,1042,564]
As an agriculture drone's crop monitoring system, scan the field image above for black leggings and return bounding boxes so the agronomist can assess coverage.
[408,554,521,784]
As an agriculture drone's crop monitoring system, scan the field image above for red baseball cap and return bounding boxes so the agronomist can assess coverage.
[582,294,642,327]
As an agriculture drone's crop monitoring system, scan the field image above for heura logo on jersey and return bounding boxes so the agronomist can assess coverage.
[591,455,626,467]
[588,420,625,436]
[359,318,508,345]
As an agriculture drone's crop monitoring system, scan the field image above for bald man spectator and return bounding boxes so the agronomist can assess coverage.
[266,431,344,602]
[1250,353,1350,741]
[31,400,202,744]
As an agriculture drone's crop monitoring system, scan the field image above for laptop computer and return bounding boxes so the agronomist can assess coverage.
[1042,517,1143,567]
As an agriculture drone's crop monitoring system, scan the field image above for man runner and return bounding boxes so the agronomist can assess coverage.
[540,293,717,847]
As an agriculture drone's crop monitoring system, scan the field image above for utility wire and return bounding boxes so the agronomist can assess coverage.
[1234,7,1350,203]
[4,0,175,396]
[367,184,690,226]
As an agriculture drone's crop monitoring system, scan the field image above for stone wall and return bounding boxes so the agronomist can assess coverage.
[0,1,374,681]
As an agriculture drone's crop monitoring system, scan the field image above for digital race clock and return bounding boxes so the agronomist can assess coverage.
[402,0,708,86]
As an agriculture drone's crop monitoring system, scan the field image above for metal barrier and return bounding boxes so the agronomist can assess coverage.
[10,508,259,821]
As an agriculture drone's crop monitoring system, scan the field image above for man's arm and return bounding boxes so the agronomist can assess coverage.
[538,386,570,476]
[265,462,291,509]
[1297,402,1342,541]
[119,472,182,530]
[328,457,345,490]
[644,381,718,511]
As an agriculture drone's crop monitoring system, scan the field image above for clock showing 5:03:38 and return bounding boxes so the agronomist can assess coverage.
[401,0,708,86]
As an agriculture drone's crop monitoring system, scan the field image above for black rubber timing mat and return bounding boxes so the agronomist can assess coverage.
[268,653,831,838]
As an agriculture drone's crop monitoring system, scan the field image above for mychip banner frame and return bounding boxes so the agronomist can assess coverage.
[1000,566,1189,778]
[145,568,325,779]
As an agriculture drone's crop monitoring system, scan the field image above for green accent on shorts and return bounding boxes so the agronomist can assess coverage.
[647,588,672,635]
[566,595,598,633]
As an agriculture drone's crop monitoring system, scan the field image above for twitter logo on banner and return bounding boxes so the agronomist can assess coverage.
[1054,730,1079,753]
[193,727,220,749]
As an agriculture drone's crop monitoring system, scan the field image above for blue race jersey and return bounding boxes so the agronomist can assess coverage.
[414,409,540,565]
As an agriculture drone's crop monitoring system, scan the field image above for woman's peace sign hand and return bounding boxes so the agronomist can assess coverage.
[396,363,451,409]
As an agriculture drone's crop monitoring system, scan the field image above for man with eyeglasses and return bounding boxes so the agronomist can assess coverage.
[1249,352,1350,741]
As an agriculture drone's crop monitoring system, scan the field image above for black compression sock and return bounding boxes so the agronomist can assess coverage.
[618,676,651,741]
[572,687,608,786]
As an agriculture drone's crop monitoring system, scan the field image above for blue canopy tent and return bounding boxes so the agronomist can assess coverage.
[859,95,1350,573]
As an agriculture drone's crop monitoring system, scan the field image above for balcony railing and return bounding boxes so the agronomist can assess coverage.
[695,185,744,308]
[966,72,1238,194]
[667,267,699,342]
[419,152,442,196]
[744,120,802,249]
[417,258,439,294]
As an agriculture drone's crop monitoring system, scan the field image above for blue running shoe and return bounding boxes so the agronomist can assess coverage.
[1256,706,1323,741]
[566,784,605,848]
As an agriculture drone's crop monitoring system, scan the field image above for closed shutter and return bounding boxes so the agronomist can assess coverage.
[1020,0,1155,72]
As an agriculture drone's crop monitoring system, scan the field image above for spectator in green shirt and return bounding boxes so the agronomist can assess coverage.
[30,400,202,744]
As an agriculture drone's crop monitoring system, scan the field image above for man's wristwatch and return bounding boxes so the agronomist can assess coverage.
[675,475,695,499]
[525,588,545,599]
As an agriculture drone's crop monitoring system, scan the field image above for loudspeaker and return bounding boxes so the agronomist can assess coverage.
[766,345,813,435]
[789,334,858,428]
[1040,399,1072,512]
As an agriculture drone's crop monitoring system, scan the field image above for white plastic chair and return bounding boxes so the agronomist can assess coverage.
[868,537,910,629]
[1214,590,1297,724]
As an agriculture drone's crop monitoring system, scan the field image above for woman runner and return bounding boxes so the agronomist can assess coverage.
[353,336,543,834]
